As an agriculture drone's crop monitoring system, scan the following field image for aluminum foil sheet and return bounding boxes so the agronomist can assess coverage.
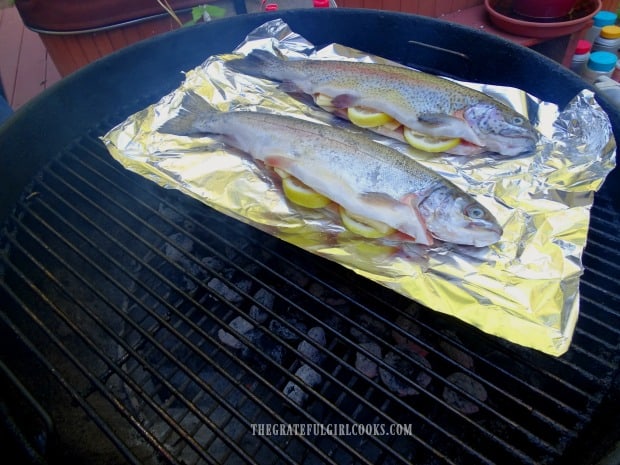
[103,19,616,356]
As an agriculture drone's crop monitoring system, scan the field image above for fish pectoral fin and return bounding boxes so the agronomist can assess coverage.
[417,113,483,146]
[401,193,434,246]
[360,192,434,246]
[263,155,294,171]
[418,113,464,127]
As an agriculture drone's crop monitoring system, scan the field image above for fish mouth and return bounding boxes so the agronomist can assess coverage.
[429,227,502,247]
[426,216,503,248]
[466,221,503,247]
[484,133,538,157]
[427,215,503,247]
[505,139,537,157]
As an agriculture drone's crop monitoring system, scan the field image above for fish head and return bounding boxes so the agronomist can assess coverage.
[418,186,503,247]
[464,103,538,156]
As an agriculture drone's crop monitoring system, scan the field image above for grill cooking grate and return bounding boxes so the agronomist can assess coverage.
[1,125,620,465]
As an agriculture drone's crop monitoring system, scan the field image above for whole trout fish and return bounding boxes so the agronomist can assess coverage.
[158,92,503,247]
[225,50,538,157]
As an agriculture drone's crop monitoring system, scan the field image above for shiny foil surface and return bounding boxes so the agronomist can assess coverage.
[103,20,616,356]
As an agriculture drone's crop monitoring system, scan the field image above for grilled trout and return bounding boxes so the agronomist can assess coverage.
[158,92,503,247]
[225,50,538,156]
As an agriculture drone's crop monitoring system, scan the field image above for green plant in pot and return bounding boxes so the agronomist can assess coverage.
[157,0,227,26]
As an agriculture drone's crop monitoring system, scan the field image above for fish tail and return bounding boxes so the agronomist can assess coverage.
[158,90,215,136]
[225,49,290,82]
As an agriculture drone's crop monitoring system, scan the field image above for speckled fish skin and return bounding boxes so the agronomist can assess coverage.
[158,92,503,247]
[225,51,538,156]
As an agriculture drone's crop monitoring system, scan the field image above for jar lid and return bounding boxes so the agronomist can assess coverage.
[588,51,618,72]
[575,40,592,54]
[594,11,618,27]
[600,25,620,39]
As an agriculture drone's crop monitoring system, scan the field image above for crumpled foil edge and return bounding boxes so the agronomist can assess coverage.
[102,19,616,356]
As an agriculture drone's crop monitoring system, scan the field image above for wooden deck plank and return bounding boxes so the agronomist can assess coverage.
[12,24,47,108]
[0,6,61,109]
[45,52,62,88]
[1,1,301,109]
[0,6,23,103]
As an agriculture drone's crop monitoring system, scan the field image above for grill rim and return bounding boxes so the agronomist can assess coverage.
[1,8,620,465]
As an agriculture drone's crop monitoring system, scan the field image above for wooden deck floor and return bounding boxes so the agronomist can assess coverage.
[0,6,61,110]
[0,1,306,110]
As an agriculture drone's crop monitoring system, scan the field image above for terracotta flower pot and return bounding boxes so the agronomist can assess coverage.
[512,0,579,18]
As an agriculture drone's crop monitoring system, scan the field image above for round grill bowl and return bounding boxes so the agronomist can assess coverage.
[1,10,620,465]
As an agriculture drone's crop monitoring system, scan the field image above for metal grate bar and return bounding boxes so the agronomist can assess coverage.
[0,283,156,465]
[86,140,588,458]
[0,358,53,464]
[2,227,225,465]
[20,161,444,464]
[568,342,619,369]
[79,141,564,456]
[75,138,572,460]
[43,170,429,464]
[579,296,620,327]
[584,245,620,274]
[576,296,620,343]
[67,138,527,463]
[12,189,354,465]
[89,131,616,442]
[52,135,532,460]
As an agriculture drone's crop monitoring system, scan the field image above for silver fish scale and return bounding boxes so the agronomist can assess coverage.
[205,111,447,199]
[293,60,485,118]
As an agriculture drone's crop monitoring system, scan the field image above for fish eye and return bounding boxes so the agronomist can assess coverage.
[512,116,525,125]
[466,206,485,219]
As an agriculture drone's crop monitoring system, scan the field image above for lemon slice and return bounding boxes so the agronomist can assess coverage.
[347,106,395,128]
[273,167,290,179]
[339,207,395,239]
[314,93,335,110]
[352,241,398,257]
[403,127,461,153]
[282,176,331,209]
